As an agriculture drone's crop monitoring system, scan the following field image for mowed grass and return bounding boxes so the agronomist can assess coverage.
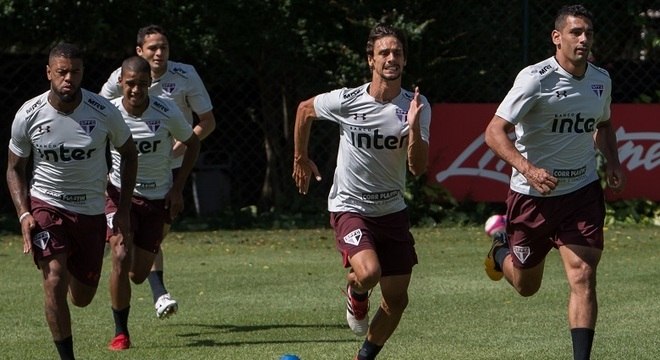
[0,225,659,359]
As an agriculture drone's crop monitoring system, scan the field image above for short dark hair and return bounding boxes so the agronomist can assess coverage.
[555,4,594,30]
[121,55,151,75]
[49,43,83,61]
[365,23,408,61]
[137,24,167,46]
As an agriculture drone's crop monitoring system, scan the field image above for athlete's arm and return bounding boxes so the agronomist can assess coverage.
[6,151,35,254]
[485,115,557,195]
[406,87,428,176]
[172,110,216,158]
[113,136,138,238]
[292,96,321,195]
[595,119,626,192]
[167,133,200,219]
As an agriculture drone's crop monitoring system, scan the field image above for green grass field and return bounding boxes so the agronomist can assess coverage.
[1,225,659,359]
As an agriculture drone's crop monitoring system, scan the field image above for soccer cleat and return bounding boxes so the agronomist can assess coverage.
[484,214,507,237]
[108,333,131,351]
[155,293,178,319]
[344,285,369,336]
[484,231,508,281]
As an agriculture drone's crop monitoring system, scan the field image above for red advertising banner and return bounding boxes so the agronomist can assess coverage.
[428,104,660,201]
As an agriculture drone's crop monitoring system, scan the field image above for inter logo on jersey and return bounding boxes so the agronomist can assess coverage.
[591,84,604,97]
[162,82,176,94]
[146,120,161,133]
[78,119,97,135]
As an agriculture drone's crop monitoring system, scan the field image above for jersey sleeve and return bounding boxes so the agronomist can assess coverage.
[184,65,213,114]
[99,67,122,99]
[313,88,346,123]
[168,105,195,142]
[8,105,32,158]
[495,68,540,125]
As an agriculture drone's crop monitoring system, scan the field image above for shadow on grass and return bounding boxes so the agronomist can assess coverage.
[174,323,354,347]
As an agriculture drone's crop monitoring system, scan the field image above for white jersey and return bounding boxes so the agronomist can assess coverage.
[496,57,611,197]
[314,83,431,216]
[100,60,213,168]
[108,96,193,199]
[9,89,132,215]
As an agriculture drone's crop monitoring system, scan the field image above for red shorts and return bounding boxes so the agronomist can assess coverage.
[505,180,605,269]
[330,209,418,277]
[105,184,166,253]
[30,197,106,287]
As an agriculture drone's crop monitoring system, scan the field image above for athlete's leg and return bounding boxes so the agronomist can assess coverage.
[347,249,381,293]
[367,274,411,345]
[500,255,546,297]
[40,253,72,341]
[559,244,600,328]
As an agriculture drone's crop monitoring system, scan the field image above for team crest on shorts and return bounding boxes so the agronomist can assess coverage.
[513,245,530,264]
[343,229,362,246]
[33,231,51,251]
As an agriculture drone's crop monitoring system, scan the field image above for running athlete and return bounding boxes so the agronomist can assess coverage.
[292,23,431,360]
[6,43,138,360]
[100,24,215,318]
[105,56,200,351]
[482,5,625,360]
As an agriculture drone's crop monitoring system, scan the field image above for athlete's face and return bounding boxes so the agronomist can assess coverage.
[136,33,169,76]
[119,69,151,109]
[368,36,406,81]
[552,15,593,65]
[47,56,83,103]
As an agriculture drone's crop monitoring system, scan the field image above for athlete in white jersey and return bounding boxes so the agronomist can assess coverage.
[6,43,138,360]
[105,56,199,351]
[482,6,625,360]
[293,24,430,360]
[100,25,216,315]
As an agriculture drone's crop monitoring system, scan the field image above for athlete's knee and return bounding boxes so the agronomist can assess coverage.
[69,290,96,307]
[130,270,149,284]
[513,281,541,297]
[380,291,409,315]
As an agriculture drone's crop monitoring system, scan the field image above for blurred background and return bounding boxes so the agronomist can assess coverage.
[1,0,658,228]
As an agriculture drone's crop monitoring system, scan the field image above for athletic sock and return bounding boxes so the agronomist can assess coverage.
[356,340,383,360]
[571,328,594,360]
[493,232,510,271]
[112,306,130,337]
[54,336,75,360]
[350,287,369,301]
[148,270,168,303]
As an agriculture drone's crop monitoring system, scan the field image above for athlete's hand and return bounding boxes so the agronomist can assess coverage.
[523,166,558,196]
[293,155,321,195]
[20,214,35,254]
[165,190,184,220]
[606,165,626,193]
[407,86,424,129]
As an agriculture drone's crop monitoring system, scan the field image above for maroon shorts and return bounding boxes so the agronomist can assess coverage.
[505,180,605,269]
[105,184,165,253]
[330,209,418,277]
[30,197,106,287]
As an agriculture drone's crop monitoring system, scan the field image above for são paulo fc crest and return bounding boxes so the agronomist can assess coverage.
[396,109,407,123]
[32,231,51,251]
[591,84,604,97]
[343,229,362,246]
[513,245,531,264]
[78,119,97,135]
[162,82,176,94]
[146,120,161,133]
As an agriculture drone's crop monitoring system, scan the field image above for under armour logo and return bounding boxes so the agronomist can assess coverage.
[556,91,568,98]
[352,113,367,121]
[37,125,51,133]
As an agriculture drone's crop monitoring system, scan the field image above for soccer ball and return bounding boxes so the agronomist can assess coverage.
[280,355,301,360]
[484,214,507,237]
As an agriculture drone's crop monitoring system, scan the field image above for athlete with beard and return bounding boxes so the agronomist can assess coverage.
[482,5,625,359]
[7,43,138,360]
[292,23,431,360]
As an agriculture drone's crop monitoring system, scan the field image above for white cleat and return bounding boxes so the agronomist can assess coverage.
[155,293,178,319]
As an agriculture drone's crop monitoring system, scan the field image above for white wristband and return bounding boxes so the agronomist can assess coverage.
[19,212,30,223]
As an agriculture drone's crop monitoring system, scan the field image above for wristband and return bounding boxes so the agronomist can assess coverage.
[19,212,30,223]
